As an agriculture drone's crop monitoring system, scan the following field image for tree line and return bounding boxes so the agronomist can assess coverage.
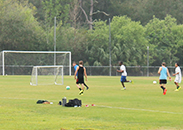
[0,0,183,66]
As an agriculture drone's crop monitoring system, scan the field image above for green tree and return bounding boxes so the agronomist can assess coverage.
[145,15,180,66]
[0,0,47,51]
[42,0,71,26]
[111,16,147,66]
[28,0,45,22]
[42,0,71,44]
[87,16,147,66]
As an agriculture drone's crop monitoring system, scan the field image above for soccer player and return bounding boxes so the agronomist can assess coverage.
[173,63,182,91]
[74,60,88,95]
[158,62,171,95]
[73,61,89,90]
[117,61,133,90]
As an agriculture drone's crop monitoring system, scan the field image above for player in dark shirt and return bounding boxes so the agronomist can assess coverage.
[74,60,88,95]
[73,61,89,90]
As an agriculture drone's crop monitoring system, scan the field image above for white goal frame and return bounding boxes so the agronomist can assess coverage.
[30,65,64,86]
[0,50,71,76]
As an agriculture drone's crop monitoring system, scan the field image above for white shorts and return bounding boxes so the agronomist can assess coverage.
[174,77,181,83]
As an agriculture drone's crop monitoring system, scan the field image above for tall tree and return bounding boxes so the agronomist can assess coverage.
[0,0,47,51]
[87,16,147,66]
[42,0,71,44]
[145,15,179,66]
[79,0,109,30]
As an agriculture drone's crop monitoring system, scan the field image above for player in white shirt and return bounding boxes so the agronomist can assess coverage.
[173,63,182,91]
[117,61,133,90]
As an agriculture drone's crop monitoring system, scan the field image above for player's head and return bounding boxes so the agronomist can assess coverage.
[79,60,83,65]
[175,63,179,67]
[161,62,166,66]
[118,61,123,65]
[72,61,76,66]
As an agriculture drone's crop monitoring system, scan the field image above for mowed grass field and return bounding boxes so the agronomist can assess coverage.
[0,76,183,130]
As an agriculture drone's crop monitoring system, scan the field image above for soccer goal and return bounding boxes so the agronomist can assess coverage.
[30,65,64,86]
[0,50,71,76]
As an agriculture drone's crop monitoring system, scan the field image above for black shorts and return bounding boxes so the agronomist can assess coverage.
[159,79,167,84]
[76,78,84,84]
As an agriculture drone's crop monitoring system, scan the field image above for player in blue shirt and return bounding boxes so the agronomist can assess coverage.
[73,61,89,91]
[158,62,171,95]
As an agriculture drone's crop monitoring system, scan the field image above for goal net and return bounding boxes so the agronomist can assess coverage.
[30,65,64,86]
[0,50,71,75]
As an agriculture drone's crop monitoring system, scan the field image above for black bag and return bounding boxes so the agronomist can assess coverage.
[36,100,48,104]
[65,98,82,107]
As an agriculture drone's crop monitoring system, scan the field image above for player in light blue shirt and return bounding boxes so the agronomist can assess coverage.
[158,62,171,95]
[74,63,79,76]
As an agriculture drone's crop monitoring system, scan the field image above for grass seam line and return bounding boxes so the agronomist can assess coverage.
[97,105,183,115]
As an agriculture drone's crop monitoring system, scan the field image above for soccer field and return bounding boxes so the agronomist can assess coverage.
[0,76,183,130]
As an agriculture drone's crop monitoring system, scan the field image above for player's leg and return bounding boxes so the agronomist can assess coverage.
[76,78,81,90]
[78,83,84,95]
[160,83,165,92]
[162,84,167,95]
[79,78,85,95]
[174,78,181,91]
[76,78,83,95]
[84,82,89,90]
[76,84,81,89]
[81,83,85,90]
[159,80,167,95]
[121,76,126,90]
[123,76,133,84]
[76,83,83,95]
[124,80,133,83]
[174,82,179,87]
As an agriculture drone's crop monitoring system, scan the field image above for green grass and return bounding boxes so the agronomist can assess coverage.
[0,76,183,130]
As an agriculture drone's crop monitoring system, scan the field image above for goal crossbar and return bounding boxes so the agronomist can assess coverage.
[1,50,71,76]
[30,65,64,86]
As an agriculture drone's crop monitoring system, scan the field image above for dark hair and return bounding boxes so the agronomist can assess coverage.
[119,61,123,65]
[162,62,166,66]
[176,63,179,66]
[79,60,83,65]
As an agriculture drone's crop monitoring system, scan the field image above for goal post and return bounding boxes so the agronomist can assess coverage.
[0,50,71,76]
[30,65,64,86]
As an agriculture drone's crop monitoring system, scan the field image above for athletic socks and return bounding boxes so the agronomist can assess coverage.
[161,86,165,91]
[177,86,180,89]
[161,86,167,95]
[84,83,89,90]
[79,88,82,91]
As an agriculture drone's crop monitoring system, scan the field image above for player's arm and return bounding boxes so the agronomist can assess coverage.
[84,67,87,81]
[117,69,124,73]
[158,67,162,75]
[167,68,171,81]
[173,69,179,76]
[173,72,179,76]
[74,66,79,79]
[117,67,124,73]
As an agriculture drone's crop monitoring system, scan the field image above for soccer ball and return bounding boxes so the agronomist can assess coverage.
[66,86,70,90]
[153,81,157,84]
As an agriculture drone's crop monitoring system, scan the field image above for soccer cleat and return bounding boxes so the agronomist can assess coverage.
[163,89,167,95]
[86,86,89,90]
[178,86,181,90]
[121,88,126,91]
[131,81,134,84]
[175,86,181,92]
[79,90,84,95]
[174,89,179,92]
